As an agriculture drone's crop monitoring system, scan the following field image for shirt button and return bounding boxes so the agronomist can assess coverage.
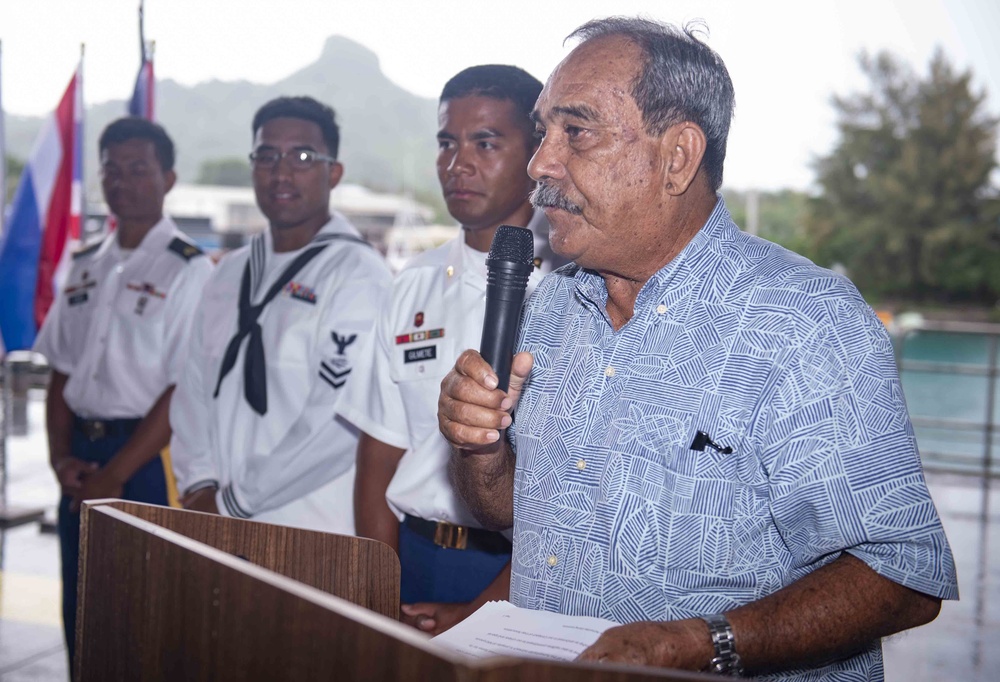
[418,365,425,374]
[115,265,124,274]
[576,459,586,470]
[546,555,558,567]
[604,366,616,378]
[446,266,455,277]
[656,304,667,314]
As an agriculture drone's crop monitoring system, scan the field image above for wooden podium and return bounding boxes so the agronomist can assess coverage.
[77,500,709,681]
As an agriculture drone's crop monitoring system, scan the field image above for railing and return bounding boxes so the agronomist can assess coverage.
[895,320,1000,477]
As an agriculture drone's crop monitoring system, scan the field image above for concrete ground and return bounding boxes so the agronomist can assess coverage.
[0,394,997,681]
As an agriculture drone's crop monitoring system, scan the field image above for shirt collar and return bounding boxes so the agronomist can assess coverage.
[444,210,555,292]
[133,215,176,255]
[261,210,361,256]
[573,195,736,311]
[100,215,175,262]
[443,234,474,292]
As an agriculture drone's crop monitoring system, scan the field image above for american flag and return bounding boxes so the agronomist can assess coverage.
[127,2,154,120]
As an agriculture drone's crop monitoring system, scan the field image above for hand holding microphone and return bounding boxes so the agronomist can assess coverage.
[480,225,534,390]
[438,226,534,451]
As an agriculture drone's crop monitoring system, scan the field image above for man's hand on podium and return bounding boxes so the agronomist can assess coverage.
[182,487,220,514]
[577,619,713,669]
[401,601,474,636]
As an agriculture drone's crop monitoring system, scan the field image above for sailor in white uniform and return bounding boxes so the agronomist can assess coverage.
[170,96,391,534]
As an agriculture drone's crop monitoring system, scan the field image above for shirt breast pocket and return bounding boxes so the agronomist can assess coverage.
[112,284,167,370]
[392,344,448,446]
[115,282,168,320]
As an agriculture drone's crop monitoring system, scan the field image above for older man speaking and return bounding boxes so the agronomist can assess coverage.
[438,17,957,680]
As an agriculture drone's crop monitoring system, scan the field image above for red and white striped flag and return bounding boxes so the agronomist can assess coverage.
[0,58,84,350]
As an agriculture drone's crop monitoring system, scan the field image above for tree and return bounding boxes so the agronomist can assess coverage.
[808,49,1000,303]
[196,157,252,187]
[4,154,24,205]
[723,189,812,258]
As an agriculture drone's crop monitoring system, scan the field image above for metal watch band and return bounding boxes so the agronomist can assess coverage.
[700,613,744,677]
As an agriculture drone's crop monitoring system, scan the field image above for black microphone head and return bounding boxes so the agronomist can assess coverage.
[488,225,534,264]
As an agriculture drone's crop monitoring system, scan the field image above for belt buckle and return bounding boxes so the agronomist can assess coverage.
[433,522,468,550]
[87,420,106,441]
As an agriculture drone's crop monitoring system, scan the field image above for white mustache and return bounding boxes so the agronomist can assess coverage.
[530,183,583,215]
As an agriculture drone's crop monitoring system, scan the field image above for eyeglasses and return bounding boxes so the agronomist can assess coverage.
[248,149,336,171]
[100,161,156,181]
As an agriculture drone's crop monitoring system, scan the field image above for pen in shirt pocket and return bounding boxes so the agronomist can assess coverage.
[690,430,733,454]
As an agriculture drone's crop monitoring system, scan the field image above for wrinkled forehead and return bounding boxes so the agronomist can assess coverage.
[536,36,643,119]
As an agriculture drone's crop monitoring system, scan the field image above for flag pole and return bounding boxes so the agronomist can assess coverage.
[149,40,156,121]
[78,43,87,242]
[0,39,6,240]
[139,0,146,56]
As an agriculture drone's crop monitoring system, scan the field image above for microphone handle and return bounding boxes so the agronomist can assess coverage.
[480,259,533,392]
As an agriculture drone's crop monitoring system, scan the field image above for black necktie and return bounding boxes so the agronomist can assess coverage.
[211,241,330,415]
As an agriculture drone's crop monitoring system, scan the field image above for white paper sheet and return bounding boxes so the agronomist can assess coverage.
[431,600,619,662]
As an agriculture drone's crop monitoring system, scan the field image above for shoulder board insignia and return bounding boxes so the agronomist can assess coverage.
[72,241,102,260]
[168,237,204,262]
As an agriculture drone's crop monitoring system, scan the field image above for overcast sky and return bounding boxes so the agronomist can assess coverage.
[1,0,997,191]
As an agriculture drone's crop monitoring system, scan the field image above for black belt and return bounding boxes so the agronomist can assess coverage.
[403,515,512,554]
[72,416,143,441]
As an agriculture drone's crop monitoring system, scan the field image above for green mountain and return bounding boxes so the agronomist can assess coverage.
[4,36,440,198]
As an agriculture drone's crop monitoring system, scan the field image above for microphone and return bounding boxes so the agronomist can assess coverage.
[480,225,534,392]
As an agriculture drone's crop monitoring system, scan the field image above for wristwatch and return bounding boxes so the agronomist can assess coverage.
[700,613,744,676]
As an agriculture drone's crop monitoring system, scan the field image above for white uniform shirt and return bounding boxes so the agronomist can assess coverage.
[33,216,214,418]
[337,213,558,528]
[169,212,391,534]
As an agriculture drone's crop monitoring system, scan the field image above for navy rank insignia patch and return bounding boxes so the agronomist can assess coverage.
[395,328,444,345]
[168,238,204,261]
[320,334,357,390]
[284,281,317,304]
[320,359,351,389]
[332,332,357,355]
[414,311,424,328]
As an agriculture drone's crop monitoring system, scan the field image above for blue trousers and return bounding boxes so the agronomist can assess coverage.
[58,426,168,673]
[398,520,511,604]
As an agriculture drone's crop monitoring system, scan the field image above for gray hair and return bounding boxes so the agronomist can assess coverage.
[567,17,735,191]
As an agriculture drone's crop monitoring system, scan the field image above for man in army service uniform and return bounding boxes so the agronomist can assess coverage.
[34,117,214,669]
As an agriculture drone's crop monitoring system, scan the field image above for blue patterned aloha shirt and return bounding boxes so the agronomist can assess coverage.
[509,199,958,681]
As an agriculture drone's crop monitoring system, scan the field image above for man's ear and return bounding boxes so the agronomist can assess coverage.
[164,169,177,194]
[328,161,345,189]
[661,123,707,196]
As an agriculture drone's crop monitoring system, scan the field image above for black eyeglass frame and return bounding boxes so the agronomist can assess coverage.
[248,149,337,170]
